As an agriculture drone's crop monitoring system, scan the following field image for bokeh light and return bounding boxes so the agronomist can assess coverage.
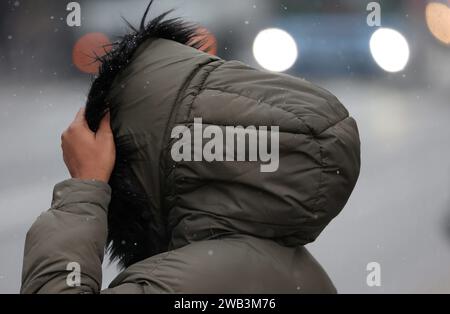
[370,28,410,73]
[72,32,112,74]
[253,28,298,72]
[426,2,450,46]
[190,27,218,56]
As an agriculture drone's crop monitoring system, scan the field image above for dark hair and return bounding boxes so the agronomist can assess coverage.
[85,1,210,268]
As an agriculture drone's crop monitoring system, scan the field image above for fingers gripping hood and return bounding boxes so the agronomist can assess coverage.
[97,39,219,267]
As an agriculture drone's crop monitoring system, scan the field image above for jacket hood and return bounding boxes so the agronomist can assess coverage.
[86,6,360,268]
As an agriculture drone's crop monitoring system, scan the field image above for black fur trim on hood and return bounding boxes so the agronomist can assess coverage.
[84,1,210,268]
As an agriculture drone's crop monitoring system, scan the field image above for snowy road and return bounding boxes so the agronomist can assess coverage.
[0,80,449,293]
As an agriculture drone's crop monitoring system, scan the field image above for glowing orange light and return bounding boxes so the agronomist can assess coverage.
[190,27,218,56]
[426,2,450,45]
[73,32,112,74]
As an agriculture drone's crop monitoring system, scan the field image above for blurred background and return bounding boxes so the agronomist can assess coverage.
[1,0,450,293]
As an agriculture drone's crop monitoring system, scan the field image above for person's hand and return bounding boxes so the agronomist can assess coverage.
[61,107,115,183]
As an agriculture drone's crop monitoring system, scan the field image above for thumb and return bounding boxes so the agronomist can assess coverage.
[96,112,113,138]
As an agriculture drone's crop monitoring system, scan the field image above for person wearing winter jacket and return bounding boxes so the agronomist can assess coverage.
[21,3,360,294]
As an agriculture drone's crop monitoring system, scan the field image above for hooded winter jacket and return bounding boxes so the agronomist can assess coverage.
[21,9,360,294]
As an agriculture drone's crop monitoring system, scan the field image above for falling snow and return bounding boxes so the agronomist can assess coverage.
[0,0,449,294]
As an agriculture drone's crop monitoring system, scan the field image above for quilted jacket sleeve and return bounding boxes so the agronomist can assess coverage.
[20,179,338,294]
[21,179,111,294]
